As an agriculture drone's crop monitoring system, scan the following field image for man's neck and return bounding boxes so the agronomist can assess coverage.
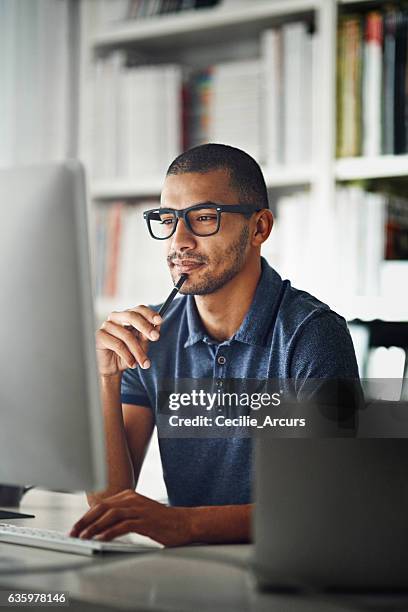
[194,258,262,343]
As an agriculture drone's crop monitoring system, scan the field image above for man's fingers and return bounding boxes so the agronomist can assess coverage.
[100,322,150,368]
[128,305,162,326]
[78,508,135,540]
[70,503,109,537]
[69,491,140,537]
[108,309,162,340]
[97,330,138,369]
[93,519,142,542]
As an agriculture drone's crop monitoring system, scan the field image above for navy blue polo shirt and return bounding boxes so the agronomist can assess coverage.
[121,257,359,507]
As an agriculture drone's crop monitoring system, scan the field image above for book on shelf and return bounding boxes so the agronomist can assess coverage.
[87,17,316,180]
[335,185,387,297]
[90,56,182,181]
[393,9,408,154]
[261,28,282,167]
[385,193,408,260]
[94,206,108,297]
[210,59,263,162]
[93,52,123,179]
[94,201,171,307]
[334,185,408,300]
[126,0,220,20]
[383,6,396,154]
[183,61,264,158]
[266,185,406,303]
[337,6,408,158]
[281,21,314,165]
[337,14,363,158]
[336,185,361,294]
[81,0,218,31]
[92,0,129,26]
[104,202,123,297]
[183,20,315,165]
[264,191,314,292]
[362,190,385,296]
[183,68,212,151]
[362,11,382,157]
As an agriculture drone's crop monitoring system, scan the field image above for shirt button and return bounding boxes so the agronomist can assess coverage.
[217,356,226,365]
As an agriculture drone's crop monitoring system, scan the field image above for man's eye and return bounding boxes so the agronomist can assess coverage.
[160,218,175,225]
[196,215,217,222]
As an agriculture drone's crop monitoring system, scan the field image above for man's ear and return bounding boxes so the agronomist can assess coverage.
[252,210,273,246]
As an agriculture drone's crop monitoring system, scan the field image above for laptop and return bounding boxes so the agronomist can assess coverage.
[254,429,408,589]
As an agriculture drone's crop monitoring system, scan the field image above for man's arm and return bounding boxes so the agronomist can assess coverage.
[73,487,253,545]
[86,374,154,507]
[189,503,252,544]
[85,302,161,507]
[82,375,250,543]
[77,303,250,543]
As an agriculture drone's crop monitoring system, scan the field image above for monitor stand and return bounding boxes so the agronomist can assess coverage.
[0,509,35,519]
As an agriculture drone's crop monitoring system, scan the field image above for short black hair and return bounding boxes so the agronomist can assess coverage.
[166,143,269,210]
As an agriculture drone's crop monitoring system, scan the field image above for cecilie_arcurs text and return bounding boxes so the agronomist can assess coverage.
[168,415,306,428]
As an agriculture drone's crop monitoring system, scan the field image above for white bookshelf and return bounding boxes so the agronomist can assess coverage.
[79,0,408,323]
[335,156,408,181]
[91,177,164,199]
[90,156,408,199]
[90,163,315,199]
[264,163,317,187]
[339,0,375,3]
[92,0,320,49]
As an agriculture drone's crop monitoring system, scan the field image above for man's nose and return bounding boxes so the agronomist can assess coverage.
[169,217,197,252]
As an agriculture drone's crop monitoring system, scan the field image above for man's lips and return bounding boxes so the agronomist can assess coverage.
[171,260,204,272]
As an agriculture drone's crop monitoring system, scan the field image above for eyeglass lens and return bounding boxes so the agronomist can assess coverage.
[149,207,219,239]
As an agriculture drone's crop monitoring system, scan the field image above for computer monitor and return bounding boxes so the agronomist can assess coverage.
[0,161,106,500]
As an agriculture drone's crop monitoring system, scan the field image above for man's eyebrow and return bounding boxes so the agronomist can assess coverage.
[193,200,218,206]
[159,200,219,209]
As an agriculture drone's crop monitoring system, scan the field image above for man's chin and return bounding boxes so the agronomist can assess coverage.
[169,266,205,292]
[177,276,209,296]
[178,279,202,296]
[179,276,227,296]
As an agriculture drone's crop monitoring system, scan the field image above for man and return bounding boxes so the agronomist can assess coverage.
[70,144,359,545]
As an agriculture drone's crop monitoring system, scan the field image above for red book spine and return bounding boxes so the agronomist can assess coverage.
[365,11,383,45]
[104,202,123,297]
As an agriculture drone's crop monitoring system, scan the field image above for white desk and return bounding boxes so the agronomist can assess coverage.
[0,489,407,611]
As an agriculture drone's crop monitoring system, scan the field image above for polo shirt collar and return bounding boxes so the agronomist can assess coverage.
[183,257,284,348]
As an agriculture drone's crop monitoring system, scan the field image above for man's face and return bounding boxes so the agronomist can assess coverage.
[160,169,252,295]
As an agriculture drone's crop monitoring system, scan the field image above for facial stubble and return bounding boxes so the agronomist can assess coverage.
[179,223,250,295]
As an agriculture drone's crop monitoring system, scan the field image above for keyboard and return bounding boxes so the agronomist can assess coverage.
[0,523,162,557]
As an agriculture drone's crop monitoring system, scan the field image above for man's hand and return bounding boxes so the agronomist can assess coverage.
[97,306,162,377]
[69,489,192,547]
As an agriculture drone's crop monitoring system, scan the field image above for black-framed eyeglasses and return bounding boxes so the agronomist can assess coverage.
[143,202,260,240]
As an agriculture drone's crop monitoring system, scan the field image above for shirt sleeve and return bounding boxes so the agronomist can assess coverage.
[288,311,363,408]
[120,366,152,409]
[289,311,359,378]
